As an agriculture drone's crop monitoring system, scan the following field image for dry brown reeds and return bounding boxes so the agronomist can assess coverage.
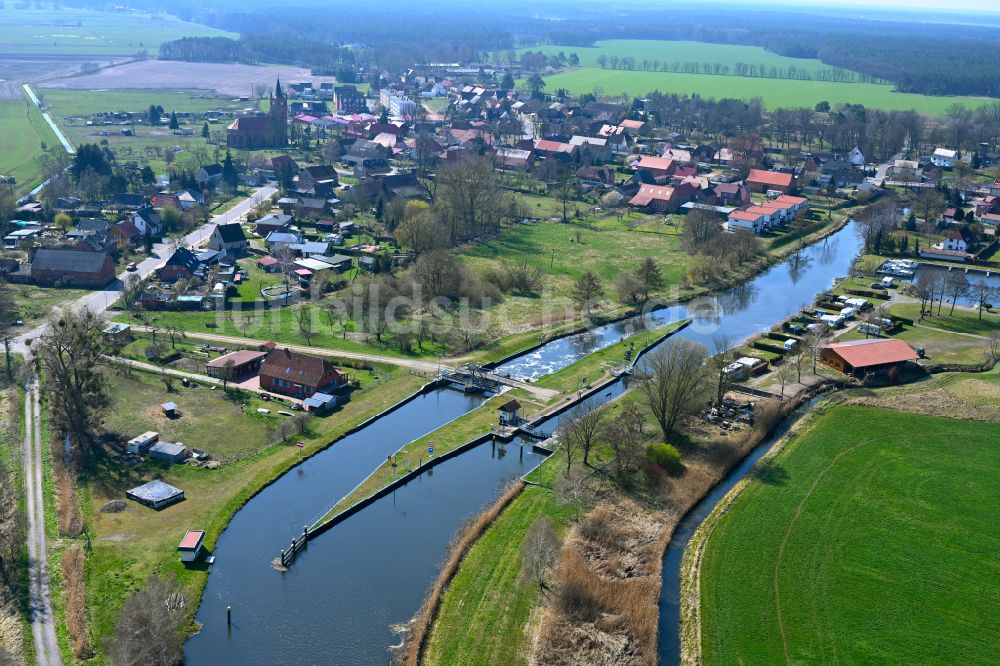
[61,545,93,659]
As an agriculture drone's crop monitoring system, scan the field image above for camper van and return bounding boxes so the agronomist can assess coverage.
[880,276,896,288]
[783,338,799,351]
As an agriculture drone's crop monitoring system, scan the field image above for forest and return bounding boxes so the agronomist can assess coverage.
[64,1,1000,99]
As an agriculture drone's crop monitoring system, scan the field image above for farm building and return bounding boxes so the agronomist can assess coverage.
[178,530,206,563]
[149,441,189,463]
[205,349,268,378]
[259,348,346,399]
[126,479,185,509]
[820,339,918,376]
[746,169,794,194]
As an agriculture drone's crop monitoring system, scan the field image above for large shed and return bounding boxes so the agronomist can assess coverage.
[820,339,918,376]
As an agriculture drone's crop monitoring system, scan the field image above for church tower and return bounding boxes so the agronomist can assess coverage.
[270,78,288,147]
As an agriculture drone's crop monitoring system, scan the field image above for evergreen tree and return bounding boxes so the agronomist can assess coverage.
[201,122,209,139]
[140,165,155,184]
[168,112,179,130]
[221,151,239,189]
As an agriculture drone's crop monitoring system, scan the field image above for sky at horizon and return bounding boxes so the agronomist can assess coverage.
[708,0,1000,13]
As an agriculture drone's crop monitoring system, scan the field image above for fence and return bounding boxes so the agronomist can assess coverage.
[279,526,310,568]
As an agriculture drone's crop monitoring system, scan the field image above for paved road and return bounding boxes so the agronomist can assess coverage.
[10,187,276,357]
[22,380,61,666]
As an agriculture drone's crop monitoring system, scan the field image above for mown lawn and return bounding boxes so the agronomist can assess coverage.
[891,302,1000,336]
[81,369,427,656]
[699,405,1000,665]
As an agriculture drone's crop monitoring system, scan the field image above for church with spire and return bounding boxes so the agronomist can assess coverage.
[226,79,289,150]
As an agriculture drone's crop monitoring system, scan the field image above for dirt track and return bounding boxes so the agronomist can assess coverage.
[41,60,337,96]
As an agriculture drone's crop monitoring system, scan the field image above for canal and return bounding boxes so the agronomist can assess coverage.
[187,221,863,665]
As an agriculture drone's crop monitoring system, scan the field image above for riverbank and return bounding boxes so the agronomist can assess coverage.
[678,395,822,665]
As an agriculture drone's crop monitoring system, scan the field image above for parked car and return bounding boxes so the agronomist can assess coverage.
[126,261,137,271]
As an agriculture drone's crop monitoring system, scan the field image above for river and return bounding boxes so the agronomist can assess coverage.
[186,221,863,665]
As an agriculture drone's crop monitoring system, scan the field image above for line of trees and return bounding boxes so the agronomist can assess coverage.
[592,56,870,83]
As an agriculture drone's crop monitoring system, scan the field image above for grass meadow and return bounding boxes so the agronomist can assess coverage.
[0,6,234,56]
[526,40,993,114]
[0,97,61,194]
[698,404,1000,664]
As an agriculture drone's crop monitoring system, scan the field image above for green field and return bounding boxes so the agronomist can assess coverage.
[0,97,61,194]
[528,40,993,114]
[0,6,235,56]
[699,404,1000,664]
[40,88,243,117]
[528,40,844,78]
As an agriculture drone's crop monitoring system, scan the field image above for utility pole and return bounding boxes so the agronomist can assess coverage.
[3,337,10,381]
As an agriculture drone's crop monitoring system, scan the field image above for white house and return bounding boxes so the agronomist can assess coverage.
[848,147,865,167]
[131,207,163,237]
[942,228,972,252]
[931,148,958,169]
[209,223,249,255]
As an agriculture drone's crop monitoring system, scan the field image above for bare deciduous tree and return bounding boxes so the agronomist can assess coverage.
[638,339,709,440]
[37,308,109,456]
[557,404,604,467]
[106,576,186,666]
[520,518,560,591]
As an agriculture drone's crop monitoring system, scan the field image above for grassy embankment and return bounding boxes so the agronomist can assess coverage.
[525,40,993,114]
[0,97,62,196]
[697,400,1000,664]
[78,367,426,657]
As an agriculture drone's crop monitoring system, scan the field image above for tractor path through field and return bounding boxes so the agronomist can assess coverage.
[23,379,61,666]
[771,438,876,664]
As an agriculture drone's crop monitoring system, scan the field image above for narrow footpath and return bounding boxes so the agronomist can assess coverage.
[23,380,61,666]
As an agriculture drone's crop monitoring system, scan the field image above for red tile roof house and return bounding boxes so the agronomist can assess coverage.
[628,182,697,213]
[820,339,918,377]
[258,348,347,399]
[635,156,676,179]
[746,169,795,194]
